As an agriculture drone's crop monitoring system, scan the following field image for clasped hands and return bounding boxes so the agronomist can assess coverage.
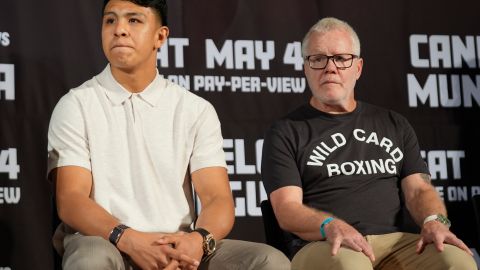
[117,229,204,270]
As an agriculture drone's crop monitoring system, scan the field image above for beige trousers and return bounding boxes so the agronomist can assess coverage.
[62,234,290,270]
[292,232,477,270]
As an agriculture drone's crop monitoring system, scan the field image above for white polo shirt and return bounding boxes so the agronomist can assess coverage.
[48,65,226,233]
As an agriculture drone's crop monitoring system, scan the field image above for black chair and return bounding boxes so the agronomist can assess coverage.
[260,200,295,258]
[51,196,63,270]
[49,175,63,270]
[472,194,480,248]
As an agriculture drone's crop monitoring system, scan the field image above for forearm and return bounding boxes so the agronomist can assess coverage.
[195,194,234,240]
[406,187,446,226]
[57,192,119,240]
[55,166,120,240]
[276,201,332,241]
[191,167,234,240]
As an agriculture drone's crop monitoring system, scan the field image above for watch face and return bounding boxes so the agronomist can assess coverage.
[194,228,216,256]
[206,237,216,253]
[204,235,216,255]
[437,214,451,227]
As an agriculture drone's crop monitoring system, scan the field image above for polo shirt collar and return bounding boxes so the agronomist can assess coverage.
[96,64,167,107]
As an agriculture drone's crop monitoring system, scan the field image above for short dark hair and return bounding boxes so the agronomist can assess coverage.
[103,0,168,26]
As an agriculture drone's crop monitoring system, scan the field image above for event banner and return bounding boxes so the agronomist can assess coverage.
[0,0,479,268]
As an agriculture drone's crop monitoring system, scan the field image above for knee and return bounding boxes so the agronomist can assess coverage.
[207,240,291,270]
[437,245,477,269]
[292,243,372,270]
[64,256,117,270]
[421,244,477,270]
[254,244,291,270]
[63,236,124,270]
[330,252,372,269]
[450,259,478,270]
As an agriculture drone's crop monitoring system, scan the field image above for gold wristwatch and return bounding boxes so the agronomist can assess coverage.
[193,228,216,257]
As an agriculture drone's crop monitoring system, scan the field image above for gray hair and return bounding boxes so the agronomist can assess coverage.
[301,17,361,57]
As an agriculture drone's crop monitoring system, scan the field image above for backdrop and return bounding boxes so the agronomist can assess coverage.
[0,0,479,269]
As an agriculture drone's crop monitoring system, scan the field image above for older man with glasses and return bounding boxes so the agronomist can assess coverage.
[261,17,477,270]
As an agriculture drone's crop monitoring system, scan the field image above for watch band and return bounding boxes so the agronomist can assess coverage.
[193,228,210,238]
[423,214,438,224]
[109,224,130,246]
[423,214,451,228]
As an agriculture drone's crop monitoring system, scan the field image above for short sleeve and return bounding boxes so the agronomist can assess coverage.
[189,102,227,173]
[261,122,302,195]
[47,92,91,178]
[398,117,429,179]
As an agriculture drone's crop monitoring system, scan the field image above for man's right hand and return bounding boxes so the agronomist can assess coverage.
[324,218,375,262]
[117,229,200,269]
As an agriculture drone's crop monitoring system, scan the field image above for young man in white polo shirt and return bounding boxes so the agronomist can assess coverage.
[47,0,290,269]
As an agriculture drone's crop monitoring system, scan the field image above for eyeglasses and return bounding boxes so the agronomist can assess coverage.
[305,54,359,70]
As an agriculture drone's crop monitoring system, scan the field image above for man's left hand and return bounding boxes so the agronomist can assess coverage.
[416,221,473,256]
[156,231,204,270]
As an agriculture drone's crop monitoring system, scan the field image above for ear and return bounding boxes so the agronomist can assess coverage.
[154,26,169,50]
[355,57,363,80]
[303,61,309,75]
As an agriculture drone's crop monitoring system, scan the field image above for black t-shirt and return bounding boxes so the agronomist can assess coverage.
[262,102,429,237]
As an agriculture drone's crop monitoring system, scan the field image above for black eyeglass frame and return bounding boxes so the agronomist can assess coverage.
[304,53,359,70]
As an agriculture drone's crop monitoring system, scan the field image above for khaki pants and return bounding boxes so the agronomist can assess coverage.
[62,234,290,270]
[292,232,477,270]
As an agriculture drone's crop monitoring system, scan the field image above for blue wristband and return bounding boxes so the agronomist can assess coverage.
[320,217,334,238]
